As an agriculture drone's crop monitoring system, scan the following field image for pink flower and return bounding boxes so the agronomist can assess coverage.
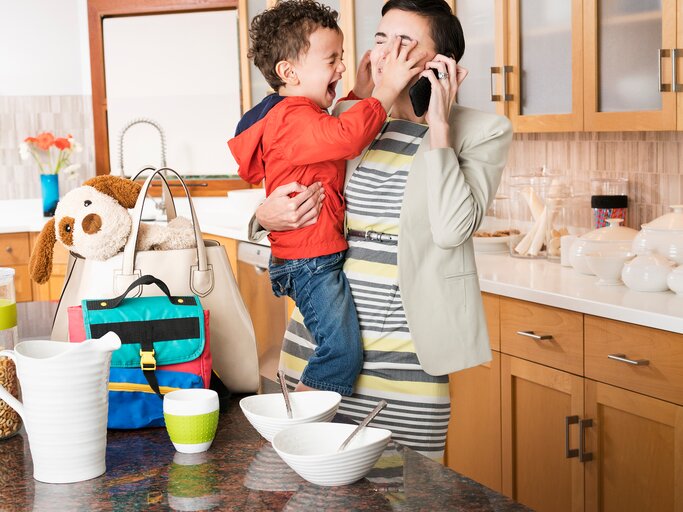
[54,138,71,150]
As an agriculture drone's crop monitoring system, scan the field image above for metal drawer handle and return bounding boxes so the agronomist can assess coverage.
[490,65,513,102]
[659,48,672,92]
[565,415,579,459]
[607,353,650,366]
[516,330,553,341]
[579,418,593,463]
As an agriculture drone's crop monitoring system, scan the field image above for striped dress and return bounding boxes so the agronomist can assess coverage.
[280,119,451,462]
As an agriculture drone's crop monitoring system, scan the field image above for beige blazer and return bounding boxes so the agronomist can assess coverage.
[251,102,513,376]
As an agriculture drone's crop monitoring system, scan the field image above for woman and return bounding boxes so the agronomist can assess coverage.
[251,0,512,462]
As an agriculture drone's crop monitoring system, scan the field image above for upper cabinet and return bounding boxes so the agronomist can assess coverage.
[584,0,677,130]
[455,0,683,132]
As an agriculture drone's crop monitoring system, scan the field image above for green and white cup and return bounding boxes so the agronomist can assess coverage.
[163,389,219,454]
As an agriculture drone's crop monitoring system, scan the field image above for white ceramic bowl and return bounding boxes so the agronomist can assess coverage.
[569,219,638,275]
[272,422,391,486]
[621,251,676,292]
[239,391,341,442]
[667,265,683,295]
[584,251,634,285]
[632,205,683,264]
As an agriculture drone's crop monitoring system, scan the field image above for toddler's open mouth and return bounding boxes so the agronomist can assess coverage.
[327,81,338,97]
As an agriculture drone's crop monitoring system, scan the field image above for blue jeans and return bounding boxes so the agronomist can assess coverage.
[269,251,362,396]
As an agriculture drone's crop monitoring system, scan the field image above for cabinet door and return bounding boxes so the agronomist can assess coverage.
[237,259,287,379]
[446,351,502,492]
[584,380,683,512]
[507,0,583,131]
[454,0,507,115]
[584,0,677,130]
[502,355,584,512]
[238,0,272,111]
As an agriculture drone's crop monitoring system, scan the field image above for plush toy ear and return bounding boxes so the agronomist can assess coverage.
[29,218,56,285]
[83,175,142,209]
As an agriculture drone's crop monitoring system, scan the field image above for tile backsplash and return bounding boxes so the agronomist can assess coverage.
[504,132,683,229]
[0,96,681,232]
[0,95,95,200]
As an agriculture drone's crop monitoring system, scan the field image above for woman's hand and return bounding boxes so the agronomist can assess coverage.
[254,182,325,232]
[422,56,468,148]
[352,50,374,99]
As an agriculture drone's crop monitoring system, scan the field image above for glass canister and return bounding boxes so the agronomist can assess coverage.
[509,175,569,258]
[0,267,21,440]
[591,178,628,228]
[546,194,591,262]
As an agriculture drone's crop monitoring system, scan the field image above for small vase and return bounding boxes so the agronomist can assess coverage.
[40,174,59,217]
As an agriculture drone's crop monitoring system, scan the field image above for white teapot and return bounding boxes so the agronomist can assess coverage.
[631,205,683,264]
[621,250,676,292]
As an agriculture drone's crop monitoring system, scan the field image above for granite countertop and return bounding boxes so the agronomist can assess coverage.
[0,393,530,512]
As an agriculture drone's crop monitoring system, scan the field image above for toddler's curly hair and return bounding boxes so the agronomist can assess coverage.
[248,0,340,90]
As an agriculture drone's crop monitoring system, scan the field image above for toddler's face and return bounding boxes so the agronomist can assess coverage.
[292,27,346,109]
[371,9,436,90]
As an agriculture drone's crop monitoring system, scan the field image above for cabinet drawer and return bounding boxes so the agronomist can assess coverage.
[585,316,683,406]
[482,292,500,351]
[500,297,583,375]
[0,233,30,266]
[14,265,32,303]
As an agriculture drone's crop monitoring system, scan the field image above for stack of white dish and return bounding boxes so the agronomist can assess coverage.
[622,206,683,292]
[569,219,638,275]
[239,391,341,442]
[271,422,391,486]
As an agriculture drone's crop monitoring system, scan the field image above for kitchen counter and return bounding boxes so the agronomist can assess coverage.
[476,252,683,333]
[0,393,530,512]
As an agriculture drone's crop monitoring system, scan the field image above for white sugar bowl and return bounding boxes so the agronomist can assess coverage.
[621,250,676,292]
[631,205,683,264]
[667,265,683,295]
[569,219,638,275]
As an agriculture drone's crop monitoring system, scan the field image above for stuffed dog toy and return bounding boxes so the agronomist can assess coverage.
[29,175,196,284]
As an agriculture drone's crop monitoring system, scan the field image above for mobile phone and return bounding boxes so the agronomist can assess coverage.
[409,68,439,117]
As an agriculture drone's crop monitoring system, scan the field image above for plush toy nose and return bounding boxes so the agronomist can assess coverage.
[82,213,102,234]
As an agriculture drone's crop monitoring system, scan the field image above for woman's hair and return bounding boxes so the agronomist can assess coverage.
[248,0,340,90]
[382,0,465,62]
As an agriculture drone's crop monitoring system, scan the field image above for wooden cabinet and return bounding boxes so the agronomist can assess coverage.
[448,294,683,512]
[446,351,502,492]
[584,379,683,512]
[455,0,683,132]
[500,296,583,375]
[0,232,68,303]
[501,355,584,512]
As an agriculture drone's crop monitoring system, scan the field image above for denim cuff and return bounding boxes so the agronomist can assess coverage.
[300,373,353,397]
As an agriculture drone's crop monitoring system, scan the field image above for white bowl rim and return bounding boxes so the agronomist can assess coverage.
[272,422,392,459]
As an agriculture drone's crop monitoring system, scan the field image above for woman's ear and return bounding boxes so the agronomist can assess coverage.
[83,175,141,209]
[275,60,299,86]
[28,218,56,285]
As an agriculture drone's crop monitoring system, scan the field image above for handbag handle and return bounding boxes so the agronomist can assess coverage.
[107,275,175,309]
[131,166,177,221]
[120,167,213,297]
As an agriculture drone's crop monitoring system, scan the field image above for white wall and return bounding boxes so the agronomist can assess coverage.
[0,0,91,96]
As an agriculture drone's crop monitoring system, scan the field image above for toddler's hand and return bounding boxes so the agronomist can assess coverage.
[372,37,425,112]
[352,50,374,99]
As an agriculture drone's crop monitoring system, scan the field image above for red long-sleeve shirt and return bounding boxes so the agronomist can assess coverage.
[228,95,386,259]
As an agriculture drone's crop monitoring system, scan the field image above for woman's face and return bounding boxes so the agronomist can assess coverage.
[371,9,437,90]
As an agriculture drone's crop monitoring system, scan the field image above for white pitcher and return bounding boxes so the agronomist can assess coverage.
[0,332,121,484]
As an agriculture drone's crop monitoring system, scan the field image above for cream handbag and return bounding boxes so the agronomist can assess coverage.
[52,167,260,393]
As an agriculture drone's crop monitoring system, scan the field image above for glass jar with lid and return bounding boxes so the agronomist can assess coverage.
[546,194,591,262]
[0,267,21,440]
[508,174,570,258]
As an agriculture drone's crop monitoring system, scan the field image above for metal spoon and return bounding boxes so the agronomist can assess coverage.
[338,400,388,452]
[277,370,293,419]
